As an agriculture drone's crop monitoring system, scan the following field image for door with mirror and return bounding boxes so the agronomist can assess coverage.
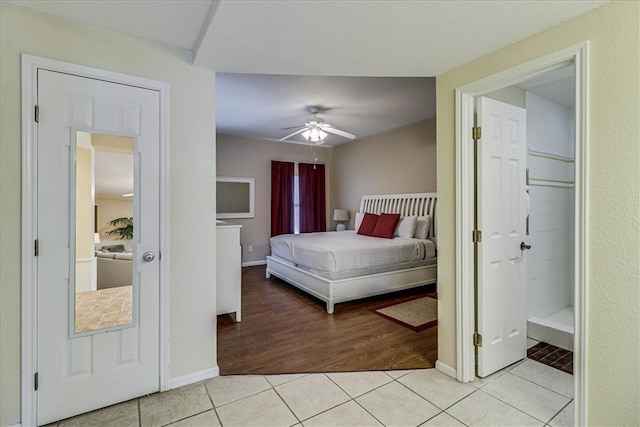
[37,69,160,425]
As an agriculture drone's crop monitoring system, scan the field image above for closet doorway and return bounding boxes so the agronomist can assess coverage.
[454,43,589,424]
[478,64,576,377]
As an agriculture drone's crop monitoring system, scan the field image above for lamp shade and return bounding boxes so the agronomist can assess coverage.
[333,209,349,221]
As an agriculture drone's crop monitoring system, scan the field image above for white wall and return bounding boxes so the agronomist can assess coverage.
[526,92,575,320]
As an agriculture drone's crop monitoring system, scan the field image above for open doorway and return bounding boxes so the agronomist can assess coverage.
[481,64,576,369]
[454,43,589,424]
[215,74,438,375]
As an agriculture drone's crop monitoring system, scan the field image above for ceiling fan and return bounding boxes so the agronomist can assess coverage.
[279,106,356,144]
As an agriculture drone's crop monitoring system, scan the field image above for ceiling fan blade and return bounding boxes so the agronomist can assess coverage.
[322,126,356,139]
[279,127,308,141]
[281,125,306,130]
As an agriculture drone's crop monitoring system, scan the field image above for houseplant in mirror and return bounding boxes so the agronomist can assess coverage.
[106,217,133,240]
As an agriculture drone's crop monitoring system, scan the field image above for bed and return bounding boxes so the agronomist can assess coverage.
[266,192,437,313]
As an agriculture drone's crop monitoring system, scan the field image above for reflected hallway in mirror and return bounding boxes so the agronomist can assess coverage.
[73,131,135,334]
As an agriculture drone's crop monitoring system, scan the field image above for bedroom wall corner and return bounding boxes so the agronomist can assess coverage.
[436,1,639,423]
[332,117,437,227]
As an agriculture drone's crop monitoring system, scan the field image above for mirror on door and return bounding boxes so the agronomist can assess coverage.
[72,131,136,335]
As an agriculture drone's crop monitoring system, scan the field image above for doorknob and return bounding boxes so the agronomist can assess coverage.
[520,242,532,251]
[142,251,155,262]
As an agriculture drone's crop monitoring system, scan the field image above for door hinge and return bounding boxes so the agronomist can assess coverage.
[472,230,482,243]
[473,332,483,347]
[35,105,40,123]
[472,126,481,140]
[34,372,39,391]
[34,239,39,256]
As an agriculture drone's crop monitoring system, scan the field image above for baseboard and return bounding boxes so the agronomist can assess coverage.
[168,366,219,390]
[435,360,457,379]
[242,260,267,267]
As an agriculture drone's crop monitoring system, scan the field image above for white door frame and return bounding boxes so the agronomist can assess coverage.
[454,42,589,424]
[20,54,171,426]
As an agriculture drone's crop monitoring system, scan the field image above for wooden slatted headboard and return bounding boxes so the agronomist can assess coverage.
[359,192,437,238]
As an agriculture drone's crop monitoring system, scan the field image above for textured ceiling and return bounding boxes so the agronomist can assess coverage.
[197,1,607,76]
[8,0,603,143]
[8,0,212,50]
[215,73,435,145]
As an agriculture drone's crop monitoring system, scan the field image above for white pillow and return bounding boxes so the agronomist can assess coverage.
[354,212,365,231]
[393,216,418,238]
[414,215,432,239]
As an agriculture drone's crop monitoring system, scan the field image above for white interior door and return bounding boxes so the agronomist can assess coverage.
[37,69,160,424]
[476,96,528,378]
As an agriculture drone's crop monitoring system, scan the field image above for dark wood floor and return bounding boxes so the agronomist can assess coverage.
[217,266,438,375]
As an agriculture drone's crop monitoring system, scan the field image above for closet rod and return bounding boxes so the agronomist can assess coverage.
[529,177,575,187]
[528,149,574,163]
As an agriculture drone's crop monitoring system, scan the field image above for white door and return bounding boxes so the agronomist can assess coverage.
[37,69,160,424]
[476,96,528,377]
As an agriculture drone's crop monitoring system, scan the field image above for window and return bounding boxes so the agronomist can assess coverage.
[293,174,300,234]
[271,161,325,237]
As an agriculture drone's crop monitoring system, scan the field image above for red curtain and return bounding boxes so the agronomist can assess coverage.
[271,161,295,237]
[299,163,326,233]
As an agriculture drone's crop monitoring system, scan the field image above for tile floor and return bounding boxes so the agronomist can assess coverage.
[74,285,132,333]
[49,358,574,427]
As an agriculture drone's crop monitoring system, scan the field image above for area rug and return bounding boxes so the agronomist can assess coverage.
[527,341,573,375]
[370,294,437,332]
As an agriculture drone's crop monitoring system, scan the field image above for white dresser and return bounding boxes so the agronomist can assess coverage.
[216,220,242,321]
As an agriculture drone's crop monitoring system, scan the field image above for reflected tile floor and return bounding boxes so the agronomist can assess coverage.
[75,285,132,332]
[48,359,573,427]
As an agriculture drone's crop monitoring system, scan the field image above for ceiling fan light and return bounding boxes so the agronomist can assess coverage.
[302,127,328,143]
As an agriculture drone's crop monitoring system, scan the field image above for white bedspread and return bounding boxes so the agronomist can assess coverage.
[270,231,436,274]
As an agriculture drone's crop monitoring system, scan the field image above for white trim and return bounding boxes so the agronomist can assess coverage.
[21,53,39,427]
[158,66,172,393]
[454,42,589,424]
[167,367,219,390]
[242,260,267,267]
[20,54,171,425]
[435,360,457,379]
[454,88,476,383]
[572,42,590,427]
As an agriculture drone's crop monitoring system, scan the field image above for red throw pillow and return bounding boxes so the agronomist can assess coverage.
[372,213,401,238]
[357,213,379,236]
